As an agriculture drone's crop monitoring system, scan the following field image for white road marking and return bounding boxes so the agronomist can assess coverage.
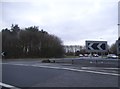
[1,63,120,76]
[97,70,117,73]
[0,82,20,89]
[81,67,119,70]
[104,68,119,70]
[81,67,95,69]
[32,65,119,76]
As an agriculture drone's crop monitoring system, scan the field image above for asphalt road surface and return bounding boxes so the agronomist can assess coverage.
[1,59,120,88]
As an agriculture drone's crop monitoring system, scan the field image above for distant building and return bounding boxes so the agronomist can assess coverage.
[64,45,83,53]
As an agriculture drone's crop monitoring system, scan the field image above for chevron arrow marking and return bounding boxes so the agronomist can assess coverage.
[88,43,94,50]
[97,43,103,50]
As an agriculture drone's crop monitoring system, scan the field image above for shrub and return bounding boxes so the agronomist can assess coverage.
[42,59,51,63]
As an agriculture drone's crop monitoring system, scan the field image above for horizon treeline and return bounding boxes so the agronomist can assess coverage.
[2,24,65,59]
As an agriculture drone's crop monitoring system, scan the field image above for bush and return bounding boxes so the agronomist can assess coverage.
[42,59,51,63]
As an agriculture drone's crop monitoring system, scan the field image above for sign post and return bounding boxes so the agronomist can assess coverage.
[116,40,120,55]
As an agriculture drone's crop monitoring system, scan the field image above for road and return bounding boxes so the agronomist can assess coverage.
[1,59,120,88]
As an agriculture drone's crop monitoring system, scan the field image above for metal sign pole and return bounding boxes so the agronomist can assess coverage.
[90,52,92,59]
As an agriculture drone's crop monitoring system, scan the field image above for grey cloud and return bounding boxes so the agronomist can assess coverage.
[1,0,118,45]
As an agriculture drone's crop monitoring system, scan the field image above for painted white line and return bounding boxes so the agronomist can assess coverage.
[0,82,14,88]
[35,65,120,76]
[0,82,20,89]
[104,68,119,70]
[1,63,29,66]
[2,63,120,76]
[81,67,119,70]
[0,63,7,64]
[81,67,95,69]
[12,64,29,66]
[97,70,118,73]
[32,65,61,69]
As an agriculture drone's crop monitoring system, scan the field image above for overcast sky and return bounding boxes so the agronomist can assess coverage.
[1,0,119,46]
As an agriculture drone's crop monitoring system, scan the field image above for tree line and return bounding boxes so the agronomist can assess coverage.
[1,24,119,59]
[2,24,65,59]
